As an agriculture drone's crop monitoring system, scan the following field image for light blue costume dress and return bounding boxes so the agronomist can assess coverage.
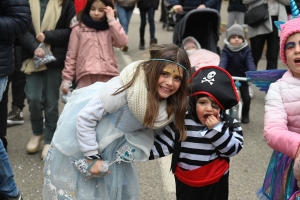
[42,61,174,200]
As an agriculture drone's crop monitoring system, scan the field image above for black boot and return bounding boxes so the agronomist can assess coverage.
[241,114,249,124]
[0,136,7,151]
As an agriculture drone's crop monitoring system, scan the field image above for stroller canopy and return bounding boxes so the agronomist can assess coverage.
[173,8,220,54]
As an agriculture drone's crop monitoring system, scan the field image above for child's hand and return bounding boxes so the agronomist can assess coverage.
[88,159,110,176]
[205,114,220,130]
[105,6,115,20]
[60,80,72,94]
[34,47,45,58]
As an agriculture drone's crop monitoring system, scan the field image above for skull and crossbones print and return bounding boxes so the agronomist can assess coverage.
[201,71,216,85]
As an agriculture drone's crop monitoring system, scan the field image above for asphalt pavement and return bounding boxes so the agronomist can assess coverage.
[5,1,287,199]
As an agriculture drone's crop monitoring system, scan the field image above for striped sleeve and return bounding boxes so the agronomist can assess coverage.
[204,119,243,157]
[149,124,176,160]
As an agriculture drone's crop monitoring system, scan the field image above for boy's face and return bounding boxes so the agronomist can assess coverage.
[229,35,243,46]
[285,32,300,78]
[196,97,220,125]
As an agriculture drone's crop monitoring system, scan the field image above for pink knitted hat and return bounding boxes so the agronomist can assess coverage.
[280,17,300,65]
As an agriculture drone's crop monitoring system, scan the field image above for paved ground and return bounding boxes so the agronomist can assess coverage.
[5,1,288,199]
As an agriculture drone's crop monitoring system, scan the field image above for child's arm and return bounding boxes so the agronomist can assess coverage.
[149,123,176,160]
[61,27,80,85]
[245,47,256,71]
[204,117,244,157]
[264,82,300,158]
[107,18,128,48]
[218,47,229,69]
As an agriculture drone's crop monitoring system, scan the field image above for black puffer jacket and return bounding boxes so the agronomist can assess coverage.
[18,0,76,70]
[0,0,32,78]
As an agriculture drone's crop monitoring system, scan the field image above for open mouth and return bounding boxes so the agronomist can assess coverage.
[204,114,211,119]
[294,58,300,63]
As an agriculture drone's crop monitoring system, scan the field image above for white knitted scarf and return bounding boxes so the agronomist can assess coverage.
[120,61,175,129]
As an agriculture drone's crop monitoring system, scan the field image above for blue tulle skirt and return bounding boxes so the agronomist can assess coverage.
[257,150,300,200]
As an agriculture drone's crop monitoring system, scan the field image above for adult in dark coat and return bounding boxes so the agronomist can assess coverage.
[17,0,75,159]
[0,1,31,199]
[137,0,159,50]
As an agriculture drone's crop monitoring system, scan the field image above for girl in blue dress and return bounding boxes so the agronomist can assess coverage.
[42,44,191,200]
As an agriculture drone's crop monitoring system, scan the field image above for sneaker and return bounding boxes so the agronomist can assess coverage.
[7,192,22,200]
[150,38,157,46]
[241,116,249,124]
[121,46,128,52]
[7,106,24,126]
[139,42,145,50]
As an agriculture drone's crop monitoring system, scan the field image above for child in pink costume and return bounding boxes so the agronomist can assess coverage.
[60,0,128,93]
[258,12,300,200]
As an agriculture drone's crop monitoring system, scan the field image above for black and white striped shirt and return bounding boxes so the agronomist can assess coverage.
[150,113,244,170]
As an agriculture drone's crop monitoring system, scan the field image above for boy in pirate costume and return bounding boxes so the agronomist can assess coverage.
[150,66,244,200]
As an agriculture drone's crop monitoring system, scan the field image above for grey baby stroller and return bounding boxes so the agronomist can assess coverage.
[173,8,221,54]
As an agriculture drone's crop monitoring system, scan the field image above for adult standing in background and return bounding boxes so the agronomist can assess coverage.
[243,0,289,70]
[0,0,31,199]
[115,0,136,52]
[227,0,247,29]
[18,0,75,159]
[137,0,159,50]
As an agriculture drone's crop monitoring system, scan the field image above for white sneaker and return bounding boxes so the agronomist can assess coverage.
[249,84,254,99]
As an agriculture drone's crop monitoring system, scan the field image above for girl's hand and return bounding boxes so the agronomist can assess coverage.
[34,47,45,58]
[205,114,220,130]
[87,159,110,176]
[105,6,115,20]
[36,32,45,42]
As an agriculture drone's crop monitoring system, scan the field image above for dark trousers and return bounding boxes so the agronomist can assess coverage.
[250,16,279,70]
[240,81,251,117]
[175,172,229,200]
[139,7,155,43]
[0,70,26,137]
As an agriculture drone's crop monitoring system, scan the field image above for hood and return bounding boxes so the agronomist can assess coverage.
[182,36,201,50]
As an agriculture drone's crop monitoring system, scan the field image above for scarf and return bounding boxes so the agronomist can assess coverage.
[120,61,175,129]
[21,0,62,74]
[223,39,248,52]
[82,14,109,30]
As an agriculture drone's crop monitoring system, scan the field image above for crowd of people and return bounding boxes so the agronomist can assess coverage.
[0,0,300,199]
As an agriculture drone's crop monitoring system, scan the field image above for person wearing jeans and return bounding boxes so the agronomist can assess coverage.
[137,0,159,50]
[115,0,136,52]
[0,0,31,198]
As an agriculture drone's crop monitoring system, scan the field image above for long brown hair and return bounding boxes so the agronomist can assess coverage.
[76,0,115,24]
[114,44,191,141]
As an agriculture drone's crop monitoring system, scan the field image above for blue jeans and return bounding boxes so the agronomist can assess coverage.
[0,77,8,101]
[117,5,134,35]
[0,139,19,197]
[139,7,155,43]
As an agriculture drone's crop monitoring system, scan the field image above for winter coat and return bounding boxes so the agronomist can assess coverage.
[243,0,289,38]
[62,19,128,82]
[18,0,76,70]
[170,0,218,9]
[264,70,300,159]
[137,0,159,10]
[116,0,136,9]
[219,45,256,77]
[228,0,247,12]
[0,0,31,78]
